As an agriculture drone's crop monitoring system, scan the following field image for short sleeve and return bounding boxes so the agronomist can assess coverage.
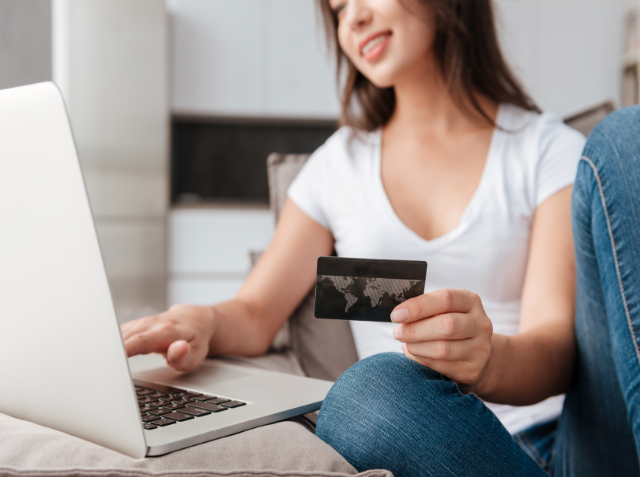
[287,132,343,231]
[535,115,587,207]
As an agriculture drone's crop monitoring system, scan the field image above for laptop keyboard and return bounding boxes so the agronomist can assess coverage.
[134,381,246,430]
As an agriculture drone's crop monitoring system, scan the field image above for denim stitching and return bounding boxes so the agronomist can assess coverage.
[581,156,640,364]
[518,430,547,468]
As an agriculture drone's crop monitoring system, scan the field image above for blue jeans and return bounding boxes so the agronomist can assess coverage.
[315,106,640,476]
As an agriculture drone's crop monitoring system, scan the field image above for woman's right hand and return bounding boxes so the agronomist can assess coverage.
[120,304,216,373]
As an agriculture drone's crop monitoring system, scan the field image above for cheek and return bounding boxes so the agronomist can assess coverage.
[337,27,360,66]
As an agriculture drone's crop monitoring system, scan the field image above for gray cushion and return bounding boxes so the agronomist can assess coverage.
[267,153,359,382]
[564,101,614,137]
[0,414,390,477]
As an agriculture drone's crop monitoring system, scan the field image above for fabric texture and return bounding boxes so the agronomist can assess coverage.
[267,153,359,382]
[0,352,389,477]
[288,104,586,434]
[0,415,388,477]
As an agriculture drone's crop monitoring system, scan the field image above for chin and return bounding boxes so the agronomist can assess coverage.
[360,66,397,89]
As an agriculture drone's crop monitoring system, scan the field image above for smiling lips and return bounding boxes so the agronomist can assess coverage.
[360,31,392,61]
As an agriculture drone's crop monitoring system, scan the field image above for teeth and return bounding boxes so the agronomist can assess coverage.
[362,34,389,55]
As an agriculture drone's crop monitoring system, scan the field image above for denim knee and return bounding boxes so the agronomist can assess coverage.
[582,105,640,171]
[316,353,504,475]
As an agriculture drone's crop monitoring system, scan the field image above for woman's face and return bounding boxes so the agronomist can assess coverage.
[329,0,437,88]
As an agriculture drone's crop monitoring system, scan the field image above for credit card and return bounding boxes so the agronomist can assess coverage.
[315,257,428,322]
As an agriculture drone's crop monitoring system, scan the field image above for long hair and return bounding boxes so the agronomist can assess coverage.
[317,0,539,131]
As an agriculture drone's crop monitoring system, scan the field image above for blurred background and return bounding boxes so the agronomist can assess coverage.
[1,0,638,323]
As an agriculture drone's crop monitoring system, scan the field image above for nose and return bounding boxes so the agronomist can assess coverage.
[344,0,373,31]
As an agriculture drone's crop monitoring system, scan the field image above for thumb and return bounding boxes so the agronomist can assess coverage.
[166,340,200,372]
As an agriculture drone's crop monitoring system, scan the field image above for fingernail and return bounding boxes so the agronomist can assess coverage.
[393,325,403,340]
[391,308,409,323]
[401,343,407,353]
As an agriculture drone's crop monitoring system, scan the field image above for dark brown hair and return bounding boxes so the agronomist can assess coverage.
[318,0,539,131]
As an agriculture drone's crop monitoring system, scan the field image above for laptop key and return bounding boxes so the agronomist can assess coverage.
[191,402,227,413]
[171,396,195,404]
[192,395,216,401]
[181,392,202,398]
[206,397,230,405]
[138,396,158,403]
[149,408,173,416]
[180,406,211,417]
[220,400,246,409]
[150,418,176,427]
[136,388,154,395]
[139,403,160,411]
[162,402,185,410]
[141,414,159,422]
[163,411,194,422]
[143,423,158,430]
[147,392,167,398]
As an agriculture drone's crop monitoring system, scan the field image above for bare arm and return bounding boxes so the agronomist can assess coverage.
[478,186,576,404]
[394,186,576,405]
[121,199,334,371]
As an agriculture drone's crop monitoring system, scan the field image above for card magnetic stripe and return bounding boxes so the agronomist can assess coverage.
[317,257,427,280]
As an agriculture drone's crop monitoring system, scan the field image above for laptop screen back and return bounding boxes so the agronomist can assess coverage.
[0,82,146,458]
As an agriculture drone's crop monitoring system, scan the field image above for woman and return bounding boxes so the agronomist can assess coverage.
[122,0,640,475]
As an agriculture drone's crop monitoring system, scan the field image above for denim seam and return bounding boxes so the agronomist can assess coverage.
[518,430,547,469]
[581,156,640,364]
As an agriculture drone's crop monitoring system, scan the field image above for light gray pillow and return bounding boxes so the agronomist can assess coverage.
[0,412,391,477]
[267,153,359,382]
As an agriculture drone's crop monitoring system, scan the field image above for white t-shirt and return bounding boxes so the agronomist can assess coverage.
[288,103,586,435]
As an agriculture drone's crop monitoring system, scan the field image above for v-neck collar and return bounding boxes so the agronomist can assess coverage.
[372,104,505,251]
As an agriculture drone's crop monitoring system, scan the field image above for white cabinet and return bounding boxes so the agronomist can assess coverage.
[168,207,275,306]
[169,0,266,116]
[168,0,340,118]
[267,0,338,117]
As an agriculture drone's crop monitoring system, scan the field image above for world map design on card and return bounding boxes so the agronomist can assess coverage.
[315,257,427,322]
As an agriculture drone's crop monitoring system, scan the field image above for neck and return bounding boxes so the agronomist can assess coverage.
[386,57,496,137]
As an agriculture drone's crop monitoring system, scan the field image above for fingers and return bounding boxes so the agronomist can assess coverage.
[123,319,190,357]
[391,289,478,324]
[167,339,212,373]
[121,315,156,341]
[402,339,472,361]
[120,307,214,373]
[393,313,480,342]
[402,343,489,386]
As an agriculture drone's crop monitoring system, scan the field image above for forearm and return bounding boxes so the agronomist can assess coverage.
[473,325,576,405]
[207,299,276,357]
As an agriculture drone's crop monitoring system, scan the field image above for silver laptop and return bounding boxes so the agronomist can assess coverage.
[0,82,333,458]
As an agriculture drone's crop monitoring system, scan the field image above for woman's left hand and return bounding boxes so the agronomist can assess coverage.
[391,289,493,393]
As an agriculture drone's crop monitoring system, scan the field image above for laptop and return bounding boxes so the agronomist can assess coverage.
[0,82,333,458]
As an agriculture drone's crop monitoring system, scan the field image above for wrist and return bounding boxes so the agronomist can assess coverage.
[204,305,219,352]
[468,334,506,399]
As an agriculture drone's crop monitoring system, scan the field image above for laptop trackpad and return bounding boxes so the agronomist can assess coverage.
[130,354,256,389]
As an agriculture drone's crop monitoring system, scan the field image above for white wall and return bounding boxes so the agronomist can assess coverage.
[0,0,51,90]
[496,0,628,117]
